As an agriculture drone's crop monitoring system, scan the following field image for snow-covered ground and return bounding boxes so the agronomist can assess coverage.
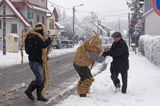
[56,52,160,106]
[0,46,77,68]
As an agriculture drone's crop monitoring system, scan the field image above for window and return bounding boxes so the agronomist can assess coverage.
[49,19,54,29]
[42,16,45,24]
[14,37,18,42]
[29,21,33,26]
[37,15,40,23]
[11,24,17,33]
[0,20,2,29]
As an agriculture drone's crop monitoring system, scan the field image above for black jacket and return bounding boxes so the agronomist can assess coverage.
[103,39,129,72]
[25,32,52,63]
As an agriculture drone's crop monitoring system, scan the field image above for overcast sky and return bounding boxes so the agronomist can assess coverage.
[48,0,130,22]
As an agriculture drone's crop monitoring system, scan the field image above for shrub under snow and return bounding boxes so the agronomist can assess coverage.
[139,35,160,66]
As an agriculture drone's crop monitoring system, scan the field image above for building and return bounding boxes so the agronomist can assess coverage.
[0,0,50,37]
[143,0,160,35]
[47,7,64,37]
[93,22,112,37]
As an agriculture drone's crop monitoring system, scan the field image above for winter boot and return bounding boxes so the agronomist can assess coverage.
[79,94,86,97]
[37,87,48,102]
[24,84,36,101]
[122,89,127,94]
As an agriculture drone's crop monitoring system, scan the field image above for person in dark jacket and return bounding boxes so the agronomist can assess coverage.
[24,23,52,101]
[102,32,129,94]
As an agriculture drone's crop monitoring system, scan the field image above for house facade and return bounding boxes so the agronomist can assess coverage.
[143,0,160,35]
[46,7,64,37]
[0,0,50,37]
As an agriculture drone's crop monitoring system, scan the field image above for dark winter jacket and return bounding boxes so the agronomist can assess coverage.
[25,32,52,63]
[102,39,129,73]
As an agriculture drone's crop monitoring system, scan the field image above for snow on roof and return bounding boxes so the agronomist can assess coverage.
[5,0,31,27]
[26,2,50,13]
[55,22,64,29]
[7,33,19,38]
[100,24,112,30]
[93,22,106,33]
[32,5,50,13]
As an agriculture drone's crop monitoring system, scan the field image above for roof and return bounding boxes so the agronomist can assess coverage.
[55,22,64,29]
[5,0,31,27]
[7,33,19,38]
[25,1,50,13]
[93,22,106,33]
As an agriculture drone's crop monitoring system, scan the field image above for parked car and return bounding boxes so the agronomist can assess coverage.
[61,40,74,48]
[51,38,61,49]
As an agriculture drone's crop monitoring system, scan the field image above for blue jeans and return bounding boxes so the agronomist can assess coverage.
[26,61,44,96]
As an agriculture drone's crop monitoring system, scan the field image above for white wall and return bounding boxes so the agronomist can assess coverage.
[28,0,47,8]
[0,18,25,36]
[145,12,160,35]
[0,4,15,15]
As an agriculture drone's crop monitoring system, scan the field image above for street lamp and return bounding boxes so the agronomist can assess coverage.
[73,4,84,46]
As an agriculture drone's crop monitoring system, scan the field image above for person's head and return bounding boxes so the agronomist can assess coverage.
[111,32,122,43]
[34,23,44,35]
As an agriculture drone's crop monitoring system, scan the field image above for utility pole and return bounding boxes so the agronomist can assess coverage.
[72,6,75,46]
[3,0,6,55]
[128,13,131,47]
[72,4,84,45]
[118,19,121,32]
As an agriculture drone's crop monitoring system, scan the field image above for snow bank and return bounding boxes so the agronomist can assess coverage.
[139,35,160,66]
[56,53,160,106]
[0,46,77,68]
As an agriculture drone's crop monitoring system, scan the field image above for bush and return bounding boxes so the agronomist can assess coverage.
[139,35,160,66]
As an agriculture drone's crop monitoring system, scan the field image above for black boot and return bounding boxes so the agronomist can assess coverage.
[25,81,36,100]
[37,96,48,102]
[79,94,86,97]
[122,89,127,94]
[37,87,48,102]
[116,83,121,89]
[25,87,35,101]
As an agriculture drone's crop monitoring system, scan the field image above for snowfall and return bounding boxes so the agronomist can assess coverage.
[1,47,160,106]
[56,52,160,106]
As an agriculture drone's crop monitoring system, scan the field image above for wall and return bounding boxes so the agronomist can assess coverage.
[28,0,47,8]
[47,15,55,35]
[145,11,160,35]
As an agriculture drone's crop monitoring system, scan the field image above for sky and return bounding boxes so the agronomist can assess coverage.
[48,0,130,22]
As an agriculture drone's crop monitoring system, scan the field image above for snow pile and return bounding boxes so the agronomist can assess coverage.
[56,53,160,106]
[139,35,160,66]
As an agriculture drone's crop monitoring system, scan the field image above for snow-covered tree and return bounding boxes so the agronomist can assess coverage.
[127,0,144,35]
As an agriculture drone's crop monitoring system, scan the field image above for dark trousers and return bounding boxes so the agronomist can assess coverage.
[111,71,128,91]
[73,63,93,81]
[26,61,45,97]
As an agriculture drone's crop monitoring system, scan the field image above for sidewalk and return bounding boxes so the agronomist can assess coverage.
[57,52,160,106]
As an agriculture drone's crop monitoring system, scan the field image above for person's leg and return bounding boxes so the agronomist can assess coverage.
[121,71,128,94]
[73,64,93,97]
[33,63,48,102]
[25,61,41,100]
[111,72,120,89]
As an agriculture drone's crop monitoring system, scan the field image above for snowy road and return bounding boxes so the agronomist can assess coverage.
[0,53,78,106]
[57,52,160,106]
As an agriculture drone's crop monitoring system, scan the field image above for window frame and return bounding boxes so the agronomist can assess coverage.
[11,24,18,33]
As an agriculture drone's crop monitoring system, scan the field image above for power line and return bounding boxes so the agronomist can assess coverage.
[48,1,129,14]
[76,9,129,14]
[48,1,72,10]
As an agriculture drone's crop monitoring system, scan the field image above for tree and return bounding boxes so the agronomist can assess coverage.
[127,0,144,35]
